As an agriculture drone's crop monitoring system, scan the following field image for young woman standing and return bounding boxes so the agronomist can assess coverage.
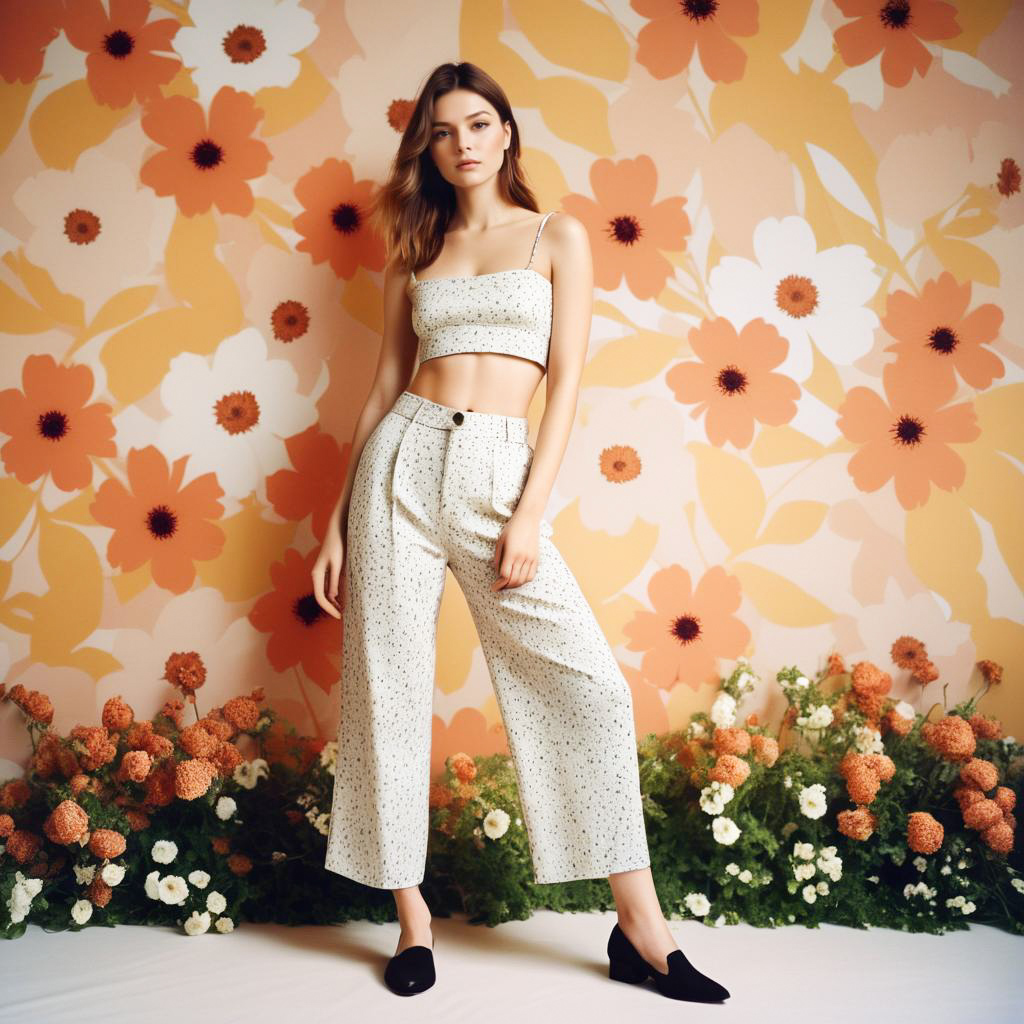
[312,61,729,1004]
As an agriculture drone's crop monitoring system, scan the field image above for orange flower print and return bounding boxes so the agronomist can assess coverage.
[63,0,181,108]
[0,354,116,490]
[562,155,691,300]
[665,317,801,448]
[266,426,349,542]
[837,361,980,510]
[833,0,959,89]
[139,87,271,216]
[248,547,340,692]
[633,0,759,83]
[89,446,226,593]
[882,271,1005,391]
[0,0,61,84]
[623,564,750,691]
[293,157,387,279]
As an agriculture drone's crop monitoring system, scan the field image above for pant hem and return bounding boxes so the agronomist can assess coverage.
[532,857,652,886]
[323,857,424,891]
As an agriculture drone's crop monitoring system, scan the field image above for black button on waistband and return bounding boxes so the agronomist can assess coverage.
[452,411,464,424]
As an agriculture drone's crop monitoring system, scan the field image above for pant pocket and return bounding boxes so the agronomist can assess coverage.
[490,440,553,536]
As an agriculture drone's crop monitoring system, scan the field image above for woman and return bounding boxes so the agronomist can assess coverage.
[312,61,729,1004]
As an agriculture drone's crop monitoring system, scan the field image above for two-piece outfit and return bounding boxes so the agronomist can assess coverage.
[324,212,651,888]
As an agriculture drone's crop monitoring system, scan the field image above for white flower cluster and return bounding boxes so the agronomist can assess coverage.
[709,692,736,728]
[913,855,929,873]
[232,757,269,789]
[801,880,830,904]
[295,791,330,835]
[684,892,711,916]
[945,895,976,915]
[724,862,768,886]
[319,741,338,776]
[103,863,126,885]
[735,664,758,697]
[73,862,96,885]
[798,783,828,820]
[892,700,916,721]
[796,704,834,730]
[215,796,238,821]
[1010,878,1024,895]
[6,871,43,925]
[818,846,843,881]
[903,880,937,903]
[482,808,510,840]
[144,840,234,934]
[699,780,735,815]
[787,840,843,904]
[712,817,741,845]
[686,720,706,740]
[790,841,843,884]
[933,849,976,891]
[779,673,811,694]
[853,726,884,754]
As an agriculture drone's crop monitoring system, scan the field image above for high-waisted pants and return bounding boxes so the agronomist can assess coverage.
[323,389,651,888]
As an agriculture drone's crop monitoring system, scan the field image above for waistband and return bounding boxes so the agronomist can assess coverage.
[390,390,529,443]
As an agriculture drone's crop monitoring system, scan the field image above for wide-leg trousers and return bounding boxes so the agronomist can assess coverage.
[323,389,651,888]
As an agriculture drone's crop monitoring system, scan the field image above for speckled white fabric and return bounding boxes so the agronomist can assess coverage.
[407,211,556,370]
[324,390,651,889]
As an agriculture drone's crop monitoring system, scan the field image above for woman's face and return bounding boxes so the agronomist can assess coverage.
[427,89,510,187]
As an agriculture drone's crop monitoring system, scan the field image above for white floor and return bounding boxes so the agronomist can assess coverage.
[2,909,1021,1023]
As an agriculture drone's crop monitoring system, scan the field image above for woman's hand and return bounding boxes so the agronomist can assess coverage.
[492,509,541,591]
[312,506,349,618]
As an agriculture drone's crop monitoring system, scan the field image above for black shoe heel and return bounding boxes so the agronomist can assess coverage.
[607,922,729,1002]
[609,955,649,984]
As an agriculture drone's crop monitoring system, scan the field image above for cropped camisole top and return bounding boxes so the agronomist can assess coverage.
[407,211,556,370]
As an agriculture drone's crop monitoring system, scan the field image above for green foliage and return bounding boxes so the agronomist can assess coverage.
[2,657,1023,937]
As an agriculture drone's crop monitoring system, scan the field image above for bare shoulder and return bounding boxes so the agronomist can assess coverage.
[544,212,591,275]
[383,251,414,292]
[545,210,587,243]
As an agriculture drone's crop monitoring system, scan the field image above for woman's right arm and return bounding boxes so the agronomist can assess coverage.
[313,258,419,618]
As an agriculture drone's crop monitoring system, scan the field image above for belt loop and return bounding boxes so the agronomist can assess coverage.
[504,418,512,442]
[409,395,425,425]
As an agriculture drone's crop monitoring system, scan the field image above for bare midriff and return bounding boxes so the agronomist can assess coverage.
[406,352,544,418]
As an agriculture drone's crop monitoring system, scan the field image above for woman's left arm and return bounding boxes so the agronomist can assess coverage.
[514,212,594,523]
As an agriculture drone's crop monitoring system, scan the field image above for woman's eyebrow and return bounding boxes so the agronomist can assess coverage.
[431,110,490,127]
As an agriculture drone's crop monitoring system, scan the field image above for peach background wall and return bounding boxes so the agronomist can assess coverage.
[1,0,1021,781]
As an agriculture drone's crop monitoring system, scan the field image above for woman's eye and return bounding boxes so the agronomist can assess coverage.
[433,122,489,139]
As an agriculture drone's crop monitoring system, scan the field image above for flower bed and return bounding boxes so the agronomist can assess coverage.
[1,646,1020,937]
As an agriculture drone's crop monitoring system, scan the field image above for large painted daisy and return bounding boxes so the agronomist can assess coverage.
[708,215,881,382]
[172,0,318,104]
[156,327,322,499]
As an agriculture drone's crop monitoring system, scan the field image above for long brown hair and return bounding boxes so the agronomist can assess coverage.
[369,62,540,276]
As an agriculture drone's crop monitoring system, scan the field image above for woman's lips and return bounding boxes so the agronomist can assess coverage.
[457,161,479,168]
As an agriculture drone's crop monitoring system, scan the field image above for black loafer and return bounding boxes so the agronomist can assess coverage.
[383,943,435,996]
[607,922,729,1002]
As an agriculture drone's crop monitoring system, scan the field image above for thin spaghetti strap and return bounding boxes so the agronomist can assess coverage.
[526,211,556,269]
[410,266,417,283]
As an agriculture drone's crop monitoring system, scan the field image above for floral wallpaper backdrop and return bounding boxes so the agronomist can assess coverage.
[0,0,1021,781]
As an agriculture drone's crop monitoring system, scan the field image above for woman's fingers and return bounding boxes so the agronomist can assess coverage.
[328,559,341,609]
[311,561,341,619]
[493,553,535,590]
